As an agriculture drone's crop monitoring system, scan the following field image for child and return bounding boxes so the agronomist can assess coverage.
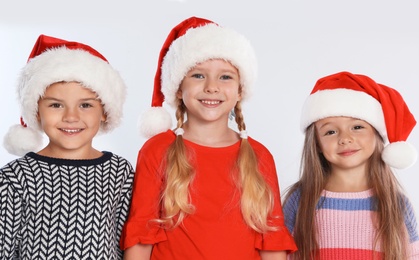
[120,17,297,259]
[283,71,419,259]
[0,35,134,259]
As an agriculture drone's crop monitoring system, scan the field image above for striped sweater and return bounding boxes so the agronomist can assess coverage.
[0,152,134,259]
[283,189,419,259]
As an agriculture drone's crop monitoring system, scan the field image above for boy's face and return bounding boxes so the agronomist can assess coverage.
[36,81,106,159]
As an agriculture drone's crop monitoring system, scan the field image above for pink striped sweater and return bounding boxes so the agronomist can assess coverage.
[283,189,419,259]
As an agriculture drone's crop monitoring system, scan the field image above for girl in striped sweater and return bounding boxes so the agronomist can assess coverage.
[283,71,419,260]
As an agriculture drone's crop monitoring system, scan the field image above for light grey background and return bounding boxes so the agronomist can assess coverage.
[1,1,418,214]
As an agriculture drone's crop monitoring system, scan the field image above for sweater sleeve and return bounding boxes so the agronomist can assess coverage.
[251,142,297,253]
[0,167,24,259]
[282,189,300,234]
[119,141,168,250]
[115,158,135,249]
[404,196,419,258]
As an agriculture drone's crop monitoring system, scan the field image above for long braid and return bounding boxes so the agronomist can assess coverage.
[234,101,276,233]
[159,101,195,228]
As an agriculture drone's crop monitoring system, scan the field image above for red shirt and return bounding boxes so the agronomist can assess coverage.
[120,130,296,259]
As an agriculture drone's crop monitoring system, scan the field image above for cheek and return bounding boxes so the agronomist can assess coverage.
[226,88,241,100]
[317,138,333,153]
[36,109,47,123]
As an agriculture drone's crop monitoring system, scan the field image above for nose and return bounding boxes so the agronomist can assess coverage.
[338,132,353,145]
[63,107,79,122]
[204,78,219,93]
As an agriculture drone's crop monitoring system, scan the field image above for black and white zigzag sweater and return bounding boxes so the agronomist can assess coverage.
[0,152,134,259]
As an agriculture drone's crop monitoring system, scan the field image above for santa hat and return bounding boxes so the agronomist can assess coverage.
[301,71,417,169]
[139,16,257,138]
[3,34,126,156]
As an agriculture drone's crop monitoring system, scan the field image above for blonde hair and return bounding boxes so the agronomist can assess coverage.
[157,99,276,233]
[284,124,409,260]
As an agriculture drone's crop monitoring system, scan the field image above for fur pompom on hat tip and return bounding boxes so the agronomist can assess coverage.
[3,34,126,156]
[301,71,417,170]
[3,124,43,157]
[139,16,257,138]
[138,107,173,138]
[382,141,418,169]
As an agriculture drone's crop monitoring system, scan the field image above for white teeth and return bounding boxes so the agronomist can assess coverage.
[61,129,81,133]
[201,100,221,105]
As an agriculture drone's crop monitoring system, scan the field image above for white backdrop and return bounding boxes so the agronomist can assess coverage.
[1,1,418,214]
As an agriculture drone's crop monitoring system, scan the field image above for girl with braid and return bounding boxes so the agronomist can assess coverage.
[120,17,296,259]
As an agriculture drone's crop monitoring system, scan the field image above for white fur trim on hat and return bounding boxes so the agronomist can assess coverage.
[4,46,126,156]
[3,124,43,156]
[18,47,126,133]
[301,88,388,141]
[382,141,418,169]
[161,23,257,108]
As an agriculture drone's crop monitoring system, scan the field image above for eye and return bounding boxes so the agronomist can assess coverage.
[80,103,93,108]
[220,75,233,80]
[191,73,204,79]
[353,125,364,130]
[324,130,336,136]
[49,103,62,108]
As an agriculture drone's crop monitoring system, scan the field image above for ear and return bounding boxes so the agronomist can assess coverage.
[101,112,107,122]
[237,85,243,101]
[176,88,183,99]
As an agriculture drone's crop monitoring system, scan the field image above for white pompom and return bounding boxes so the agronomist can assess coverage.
[3,124,43,156]
[382,141,418,169]
[138,107,173,138]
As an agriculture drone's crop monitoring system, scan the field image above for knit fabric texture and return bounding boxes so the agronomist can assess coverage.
[0,152,134,259]
[283,189,419,259]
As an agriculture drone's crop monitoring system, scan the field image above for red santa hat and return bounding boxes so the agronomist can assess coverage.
[301,71,417,169]
[139,16,257,138]
[3,34,126,156]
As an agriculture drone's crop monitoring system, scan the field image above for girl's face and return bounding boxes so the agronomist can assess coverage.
[315,116,377,174]
[177,59,241,126]
[37,81,106,159]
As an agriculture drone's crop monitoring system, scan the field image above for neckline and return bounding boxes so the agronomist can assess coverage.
[170,130,243,150]
[26,151,113,166]
[321,188,374,199]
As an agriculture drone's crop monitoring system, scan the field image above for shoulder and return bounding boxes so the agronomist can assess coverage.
[108,152,131,164]
[0,155,33,191]
[1,154,34,174]
[247,137,274,159]
[284,188,301,206]
[142,130,175,149]
[139,130,175,154]
[107,152,134,170]
[402,194,418,220]
[136,130,175,164]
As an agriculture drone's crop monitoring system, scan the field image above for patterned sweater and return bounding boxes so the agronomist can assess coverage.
[283,189,419,259]
[0,152,134,259]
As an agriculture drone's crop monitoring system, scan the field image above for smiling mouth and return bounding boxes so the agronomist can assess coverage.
[200,100,222,105]
[338,150,358,156]
[60,128,83,133]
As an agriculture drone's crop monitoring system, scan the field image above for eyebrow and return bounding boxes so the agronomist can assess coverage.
[41,97,99,102]
[191,65,238,74]
[316,122,332,130]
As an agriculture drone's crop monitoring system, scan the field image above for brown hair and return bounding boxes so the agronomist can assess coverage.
[157,100,276,233]
[284,124,409,260]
